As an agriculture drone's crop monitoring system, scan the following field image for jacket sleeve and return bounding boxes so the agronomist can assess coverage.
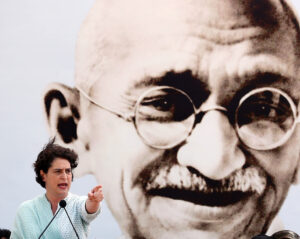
[76,196,101,224]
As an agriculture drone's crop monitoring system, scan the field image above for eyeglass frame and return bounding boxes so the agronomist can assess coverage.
[76,85,300,151]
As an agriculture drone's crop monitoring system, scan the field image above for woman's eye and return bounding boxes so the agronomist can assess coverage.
[66,169,72,174]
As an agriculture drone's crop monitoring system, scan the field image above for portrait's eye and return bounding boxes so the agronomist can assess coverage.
[137,88,194,122]
[141,95,174,112]
[237,91,292,128]
[252,103,272,117]
[238,101,275,125]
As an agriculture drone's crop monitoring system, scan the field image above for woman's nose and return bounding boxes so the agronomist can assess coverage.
[177,110,245,180]
[61,171,68,179]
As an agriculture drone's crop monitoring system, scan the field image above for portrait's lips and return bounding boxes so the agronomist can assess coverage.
[148,188,251,206]
[137,163,267,221]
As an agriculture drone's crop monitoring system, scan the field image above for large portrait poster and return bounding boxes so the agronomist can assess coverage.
[0,0,300,238]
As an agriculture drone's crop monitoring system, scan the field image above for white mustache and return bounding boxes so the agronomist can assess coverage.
[145,164,267,195]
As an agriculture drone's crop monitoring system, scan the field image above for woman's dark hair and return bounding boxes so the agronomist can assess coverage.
[33,139,78,188]
[0,228,11,238]
[272,230,299,239]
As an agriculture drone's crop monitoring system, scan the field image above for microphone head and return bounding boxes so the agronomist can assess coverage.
[59,200,67,208]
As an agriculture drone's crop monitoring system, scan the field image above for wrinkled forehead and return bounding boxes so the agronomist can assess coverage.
[75,0,300,93]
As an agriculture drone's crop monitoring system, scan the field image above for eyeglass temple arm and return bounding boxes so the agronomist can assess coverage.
[75,86,134,122]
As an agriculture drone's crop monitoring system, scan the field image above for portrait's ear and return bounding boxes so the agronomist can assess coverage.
[43,83,92,177]
[43,83,80,144]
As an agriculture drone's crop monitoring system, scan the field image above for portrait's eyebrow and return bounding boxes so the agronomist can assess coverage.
[126,70,210,107]
[130,70,201,88]
[233,72,298,103]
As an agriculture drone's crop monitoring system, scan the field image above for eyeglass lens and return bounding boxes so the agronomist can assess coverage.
[135,86,297,150]
[236,88,296,150]
[135,87,195,148]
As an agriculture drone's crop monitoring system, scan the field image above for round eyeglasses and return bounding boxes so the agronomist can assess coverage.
[77,85,300,150]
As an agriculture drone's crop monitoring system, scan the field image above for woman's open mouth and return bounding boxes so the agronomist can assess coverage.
[58,183,68,189]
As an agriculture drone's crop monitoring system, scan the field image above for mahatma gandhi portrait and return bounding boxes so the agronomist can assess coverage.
[42,0,300,238]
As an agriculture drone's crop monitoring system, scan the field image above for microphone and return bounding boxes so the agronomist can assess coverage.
[38,204,63,239]
[60,200,80,239]
[59,199,66,208]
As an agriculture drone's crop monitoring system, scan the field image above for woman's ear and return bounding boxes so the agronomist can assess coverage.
[40,170,45,181]
[43,83,80,144]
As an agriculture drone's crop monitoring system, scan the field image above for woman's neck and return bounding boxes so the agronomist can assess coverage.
[45,192,67,214]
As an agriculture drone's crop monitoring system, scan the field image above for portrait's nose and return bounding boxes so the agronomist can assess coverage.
[177,110,245,180]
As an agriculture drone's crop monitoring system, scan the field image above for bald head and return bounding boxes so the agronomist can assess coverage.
[75,0,300,91]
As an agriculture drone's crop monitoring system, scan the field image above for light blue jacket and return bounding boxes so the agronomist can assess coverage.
[11,193,100,239]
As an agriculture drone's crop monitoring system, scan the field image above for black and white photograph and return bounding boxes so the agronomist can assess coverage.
[1,0,300,238]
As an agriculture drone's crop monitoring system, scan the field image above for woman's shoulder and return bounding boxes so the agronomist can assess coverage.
[17,194,46,213]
